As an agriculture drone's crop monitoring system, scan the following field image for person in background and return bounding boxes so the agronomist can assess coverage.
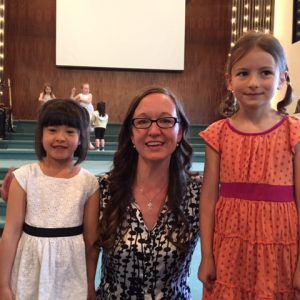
[198,31,300,299]
[70,82,95,150]
[0,168,15,203]
[91,101,109,151]
[293,99,300,118]
[38,82,56,104]
[0,99,100,300]
[96,87,201,299]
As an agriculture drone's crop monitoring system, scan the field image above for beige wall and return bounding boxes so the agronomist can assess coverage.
[273,0,300,113]
[4,0,232,124]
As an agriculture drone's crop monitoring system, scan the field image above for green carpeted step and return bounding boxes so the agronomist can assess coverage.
[0,168,9,180]
[0,140,206,151]
[0,149,205,162]
[4,134,205,145]
[13,121,123,136]
[0,140,120,151]
[13,120,207,137]
[0,149,115,161]
[0,215,5,231]
[5,132,121,142]
[0,198,6,232]
[0,198,6,217]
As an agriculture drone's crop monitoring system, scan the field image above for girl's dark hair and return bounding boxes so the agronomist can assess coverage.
[99,87,195,251]
[96,101,106,117]
[220,31,293,116]
[35,99,90,165]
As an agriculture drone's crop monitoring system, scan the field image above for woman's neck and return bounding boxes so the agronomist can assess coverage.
[134,159,170,189]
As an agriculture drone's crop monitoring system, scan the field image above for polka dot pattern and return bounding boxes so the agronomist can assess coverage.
[199,116,300,299]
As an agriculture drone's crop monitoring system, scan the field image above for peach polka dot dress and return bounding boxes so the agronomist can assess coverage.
[199,116,300,300]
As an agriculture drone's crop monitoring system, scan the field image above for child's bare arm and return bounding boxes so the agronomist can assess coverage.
[83,189,100,299]
[0,177,26,296]
[198,145,220,290]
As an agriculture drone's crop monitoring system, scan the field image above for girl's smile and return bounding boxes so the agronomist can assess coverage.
[42,125,80,162]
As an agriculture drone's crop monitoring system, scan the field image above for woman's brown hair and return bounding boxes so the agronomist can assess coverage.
[99,87,196,251]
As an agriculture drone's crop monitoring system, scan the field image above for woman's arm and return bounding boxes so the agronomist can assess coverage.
[83,189,100,300]
[198,145,220,290]
[0,177,26,298]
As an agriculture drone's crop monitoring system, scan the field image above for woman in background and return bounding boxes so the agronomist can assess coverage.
[71,82,95,150]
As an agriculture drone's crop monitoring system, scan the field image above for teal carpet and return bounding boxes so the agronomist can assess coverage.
[0,120,205,298]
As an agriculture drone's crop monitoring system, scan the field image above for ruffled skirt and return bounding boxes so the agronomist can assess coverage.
[203,197,298,300]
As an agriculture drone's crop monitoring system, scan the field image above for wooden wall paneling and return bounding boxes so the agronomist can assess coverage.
[4,0,232,124]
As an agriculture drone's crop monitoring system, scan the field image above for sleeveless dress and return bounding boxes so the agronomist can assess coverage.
[199,116,300,299]
[43,93,54,102]
[96,174,201,299]
[10,163,99,300]
[79,93,94,115]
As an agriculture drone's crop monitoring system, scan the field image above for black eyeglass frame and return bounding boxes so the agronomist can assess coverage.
[131,117,180,129]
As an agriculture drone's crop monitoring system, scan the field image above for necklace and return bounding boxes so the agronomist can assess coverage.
[138,184,167,209]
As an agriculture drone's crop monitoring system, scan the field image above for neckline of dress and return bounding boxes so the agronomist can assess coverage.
[226,115,287,136]
[132,196,168,232]
[37,163,82,180]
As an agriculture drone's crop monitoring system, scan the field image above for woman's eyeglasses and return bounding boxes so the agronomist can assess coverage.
[132,117,179,129]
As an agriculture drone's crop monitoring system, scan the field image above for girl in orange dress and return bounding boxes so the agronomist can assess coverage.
[198,31,300,299]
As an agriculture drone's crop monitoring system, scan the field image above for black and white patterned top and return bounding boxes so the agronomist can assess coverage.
[96,174,201,300]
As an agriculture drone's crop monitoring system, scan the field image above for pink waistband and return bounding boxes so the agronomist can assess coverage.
[220,182,295,202]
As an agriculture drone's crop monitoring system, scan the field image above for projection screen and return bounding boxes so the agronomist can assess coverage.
[56,0,186,70]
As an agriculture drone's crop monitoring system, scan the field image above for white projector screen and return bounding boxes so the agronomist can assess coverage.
[56,0,186,70]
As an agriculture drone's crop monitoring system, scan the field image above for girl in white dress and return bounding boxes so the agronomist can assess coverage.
[70,83,95,150]
[0,99,100,300]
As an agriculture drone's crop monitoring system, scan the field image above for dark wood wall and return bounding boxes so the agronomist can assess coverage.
[4,0,232,123]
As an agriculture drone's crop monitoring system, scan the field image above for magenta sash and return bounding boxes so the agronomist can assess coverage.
[220,182,294,202]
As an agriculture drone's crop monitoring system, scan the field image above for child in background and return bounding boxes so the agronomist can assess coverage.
[38,82,56,104]
[91,101,109,151]
[0,168,15,203]
[293,99,300,119]
[198,31,300,299]
[71,83,95,150]
[0,99,100,300]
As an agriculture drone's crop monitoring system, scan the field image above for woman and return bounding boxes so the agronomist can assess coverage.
[96,87,201,299]
[70,83,95,150]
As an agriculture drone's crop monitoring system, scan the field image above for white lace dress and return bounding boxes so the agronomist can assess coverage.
[10,163,99,300]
